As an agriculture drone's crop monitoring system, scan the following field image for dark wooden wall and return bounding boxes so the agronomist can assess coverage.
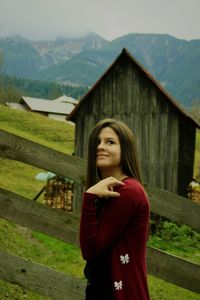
[74,54,195,196]
[178,117,196,196]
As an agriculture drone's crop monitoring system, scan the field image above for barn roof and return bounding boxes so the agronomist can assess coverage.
[21,96,75,115]
[67,48,200,128]
[54,95,78,105]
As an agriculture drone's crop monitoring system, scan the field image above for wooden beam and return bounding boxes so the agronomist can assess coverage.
[1,181,199,243]
[0,129,87,184]
[1,247,199,296]
[0,251,85,300]
[0,188,80,247]
[146,185,200,233]
[147,246,200,294]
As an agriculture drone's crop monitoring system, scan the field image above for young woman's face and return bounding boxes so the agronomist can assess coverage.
[96,126,122,173]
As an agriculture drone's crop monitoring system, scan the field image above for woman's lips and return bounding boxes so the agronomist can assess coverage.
[97,154,108,158]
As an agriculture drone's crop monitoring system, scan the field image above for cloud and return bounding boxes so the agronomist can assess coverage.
[0,0,199,40]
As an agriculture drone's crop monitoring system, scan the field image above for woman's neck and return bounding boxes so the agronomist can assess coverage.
[101,169,128,181]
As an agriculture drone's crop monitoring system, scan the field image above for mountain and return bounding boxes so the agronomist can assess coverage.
[0,33,108,77]
[0,33,199,107]
[100,34,200,107]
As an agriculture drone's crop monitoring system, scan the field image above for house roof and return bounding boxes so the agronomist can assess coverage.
[54,95,78,105]
[21,96,74,115]
[67,48,200,128]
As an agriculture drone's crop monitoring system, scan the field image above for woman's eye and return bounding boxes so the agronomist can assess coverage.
[107,140,114,144]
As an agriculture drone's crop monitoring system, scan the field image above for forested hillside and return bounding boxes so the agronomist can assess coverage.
[0,76,88,103]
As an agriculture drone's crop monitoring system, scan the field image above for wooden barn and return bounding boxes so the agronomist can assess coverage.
[67,48,199,202]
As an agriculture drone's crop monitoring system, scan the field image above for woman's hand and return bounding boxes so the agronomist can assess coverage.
[86,177,125,198]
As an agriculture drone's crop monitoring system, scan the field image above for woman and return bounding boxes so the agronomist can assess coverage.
[80,119,150,300]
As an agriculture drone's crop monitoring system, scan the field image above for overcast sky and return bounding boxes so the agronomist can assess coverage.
[0,0,199,41]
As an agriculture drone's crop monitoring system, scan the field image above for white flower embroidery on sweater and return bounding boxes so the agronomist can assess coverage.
[114,280,123,291]
[120,253,130,264]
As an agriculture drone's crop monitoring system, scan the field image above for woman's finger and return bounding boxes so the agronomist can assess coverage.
[107,191,120,197]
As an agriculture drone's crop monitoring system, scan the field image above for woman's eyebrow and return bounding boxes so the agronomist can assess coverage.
[105,137,117,140]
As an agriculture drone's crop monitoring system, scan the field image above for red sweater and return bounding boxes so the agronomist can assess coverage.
[80,178,150,300]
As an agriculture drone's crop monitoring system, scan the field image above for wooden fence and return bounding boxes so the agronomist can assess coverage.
[0,129,200,299]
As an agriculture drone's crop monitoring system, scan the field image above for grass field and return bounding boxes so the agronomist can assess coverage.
[0,104,200,299]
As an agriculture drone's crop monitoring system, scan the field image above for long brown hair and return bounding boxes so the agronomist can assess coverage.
[86,118,143,189]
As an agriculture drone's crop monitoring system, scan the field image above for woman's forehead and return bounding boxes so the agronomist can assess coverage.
[99,127,118,139]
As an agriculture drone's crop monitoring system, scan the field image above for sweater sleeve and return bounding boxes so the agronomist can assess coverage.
[79,180,148,261]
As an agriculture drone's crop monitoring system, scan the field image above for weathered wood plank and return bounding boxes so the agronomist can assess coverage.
[145,185,200,233]
[1,247,199,297]
[1,182,200,244]
[0,188,80,246]
[0,251,85,300]
[147,246,200,294]
[0,129,87,185]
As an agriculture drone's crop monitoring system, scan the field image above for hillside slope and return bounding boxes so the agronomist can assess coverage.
[0,104,74,197]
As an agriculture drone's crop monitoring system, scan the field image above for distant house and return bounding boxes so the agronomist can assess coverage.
[54,95,78,105]
[19,95,78,122]
[68,48,200,201]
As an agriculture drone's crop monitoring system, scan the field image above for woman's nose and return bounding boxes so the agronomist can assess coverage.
[97,141,105,150]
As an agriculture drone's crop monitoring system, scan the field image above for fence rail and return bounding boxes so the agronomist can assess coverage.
[0,129,87,184]
[147,247,200,294]
[145,185,200,233]
[0,251,85,300]
[0,188,80,246]
[0,129,200,297]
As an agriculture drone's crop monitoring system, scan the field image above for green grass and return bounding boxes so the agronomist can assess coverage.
[148,220,200,264]
[148,276,200,300]
[0,104,200,299]
[0,219,84,277]
[0,104,74,154]
[0,104,74,199]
